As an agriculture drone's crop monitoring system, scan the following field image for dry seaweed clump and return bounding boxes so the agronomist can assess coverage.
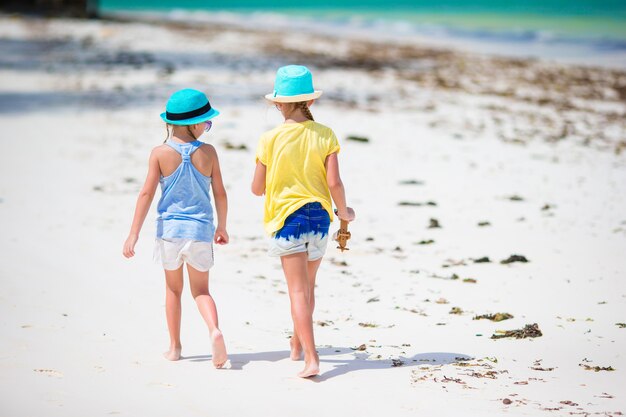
[474,313,514,322]
[428,218,442,229]
[473,257,491,263]
[500,254,529,264]
[579,364,615,372]
[491,323,542,339]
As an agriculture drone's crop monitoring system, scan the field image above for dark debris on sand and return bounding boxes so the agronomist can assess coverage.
[500,254,529,264]
[473,256,491,263]
[507,195,525,202]
[491,323,542,339]
[223,141,248,151]
[399,179,425,186]
[346,135,370,143]
[531,360,554,371]
[398,201,437,207]
[449,307,464,315]
[579,364,615,372]
[428,218,442,229]
[391,359,404,367]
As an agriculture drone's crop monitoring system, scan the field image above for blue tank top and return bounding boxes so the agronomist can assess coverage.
[156,140,215,242]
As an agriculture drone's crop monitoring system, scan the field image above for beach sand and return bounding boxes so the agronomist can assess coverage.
[0,14,625,416]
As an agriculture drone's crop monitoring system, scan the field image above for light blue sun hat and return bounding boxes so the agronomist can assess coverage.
[160,88,219,125]
[265,65,323,103]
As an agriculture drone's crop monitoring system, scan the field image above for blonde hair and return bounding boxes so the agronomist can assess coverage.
[164,124,198,143]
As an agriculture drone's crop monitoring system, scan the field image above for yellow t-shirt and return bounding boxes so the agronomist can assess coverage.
[256,120,341,235]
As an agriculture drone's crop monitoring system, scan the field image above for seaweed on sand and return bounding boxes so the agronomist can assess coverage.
[491,323,542,339]
[474,313,514,322]
[500,254,529,264]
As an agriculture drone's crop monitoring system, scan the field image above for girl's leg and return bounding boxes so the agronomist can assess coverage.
[187,264,227,368]
[164,266,184,361]
[290,257,323,361]
[281,252,319,377]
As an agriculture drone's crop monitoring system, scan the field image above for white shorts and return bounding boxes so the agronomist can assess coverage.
[154,238,214,272]
[268,232,329,261]
[268,202,330,261]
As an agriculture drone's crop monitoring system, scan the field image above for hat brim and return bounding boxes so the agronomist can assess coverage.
[264,91,323,103]
[160,108,220,125]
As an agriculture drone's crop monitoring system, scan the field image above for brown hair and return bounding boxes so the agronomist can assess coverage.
[284,101,314,121]
[296,101,314,121]
[187,125,197,140]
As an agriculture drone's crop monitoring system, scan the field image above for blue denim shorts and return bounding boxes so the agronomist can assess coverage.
[269,202,331,260]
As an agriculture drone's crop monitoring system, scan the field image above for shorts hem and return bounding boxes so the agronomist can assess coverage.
[307,253,325,261]
[162,262,184,271]
[185,260,214,272]
[268,247,308,258]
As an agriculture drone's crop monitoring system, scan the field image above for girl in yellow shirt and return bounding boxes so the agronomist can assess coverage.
[252,65,355,378]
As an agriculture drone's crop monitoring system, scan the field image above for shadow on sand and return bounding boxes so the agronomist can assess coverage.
[181,347,473,381]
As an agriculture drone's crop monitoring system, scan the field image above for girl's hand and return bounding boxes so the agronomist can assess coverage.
[214,228,229,245]
[123,234,138,258]
[336,207,356,222]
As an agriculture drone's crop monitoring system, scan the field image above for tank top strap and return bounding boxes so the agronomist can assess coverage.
[165,140,204,162]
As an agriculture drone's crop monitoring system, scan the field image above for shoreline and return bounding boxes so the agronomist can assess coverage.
[98,8,626,70]
[2,12,624,154]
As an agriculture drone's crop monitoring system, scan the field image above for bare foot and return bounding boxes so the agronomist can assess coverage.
[298,352,320,378]
[290,337,303,361]
[297,354,320,378]
[211,329,227,369]
[163,346,182,361]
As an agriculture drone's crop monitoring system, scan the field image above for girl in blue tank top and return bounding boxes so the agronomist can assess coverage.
[123,89,229,368]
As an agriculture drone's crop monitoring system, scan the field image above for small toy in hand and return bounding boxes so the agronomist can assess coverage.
[333,209,351,252]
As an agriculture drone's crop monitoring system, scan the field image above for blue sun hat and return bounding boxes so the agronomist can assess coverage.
[265,65,323,103]
[160,88,220,125]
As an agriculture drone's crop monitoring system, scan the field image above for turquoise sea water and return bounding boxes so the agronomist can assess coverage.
[100,0,626,67]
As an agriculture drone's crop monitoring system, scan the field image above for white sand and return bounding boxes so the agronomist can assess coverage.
[0,15,625,416]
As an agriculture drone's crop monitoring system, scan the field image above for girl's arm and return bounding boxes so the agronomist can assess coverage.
[326,152,355,221]
[123,149,161,258]
[251,161,266,196]
[210,146,229,245]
